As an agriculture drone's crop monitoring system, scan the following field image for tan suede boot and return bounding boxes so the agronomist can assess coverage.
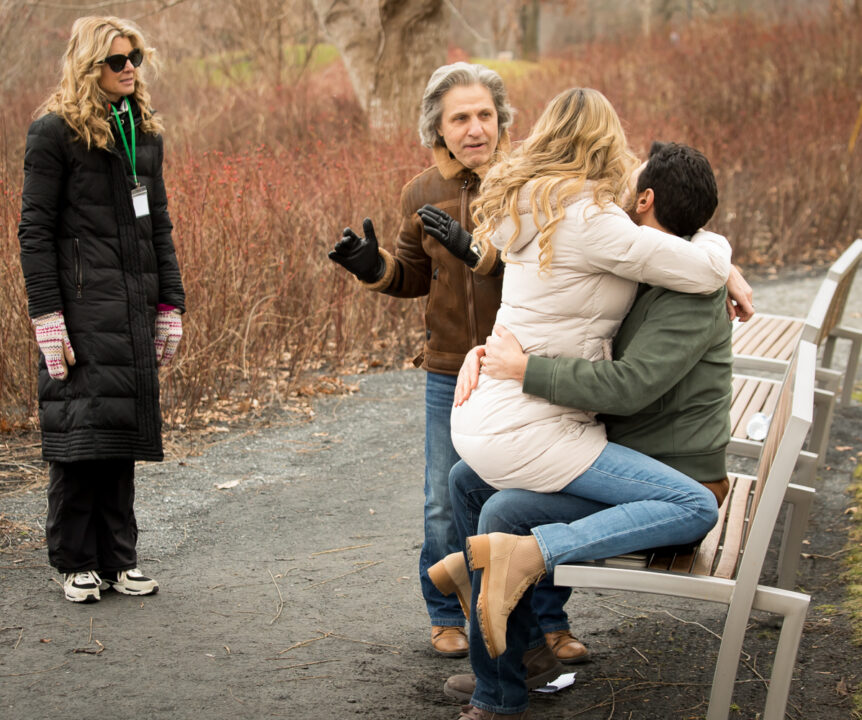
[428,551,472,621]
[544,630,590,664]
[466,533,546,658]
[431,625,469,657]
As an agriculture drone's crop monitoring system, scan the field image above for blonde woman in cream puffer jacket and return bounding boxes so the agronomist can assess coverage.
[450,182,731,493]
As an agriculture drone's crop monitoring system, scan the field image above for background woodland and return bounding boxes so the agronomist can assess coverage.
[0,0,860,432]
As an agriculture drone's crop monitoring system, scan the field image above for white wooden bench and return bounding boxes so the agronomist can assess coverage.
[730,249,861,469]
[554,340,816,720]
[733,238,862,407]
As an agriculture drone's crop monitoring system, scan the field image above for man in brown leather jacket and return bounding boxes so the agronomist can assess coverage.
[328,62,512,658]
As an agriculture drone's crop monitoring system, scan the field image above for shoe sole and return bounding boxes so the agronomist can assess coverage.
[64,591,99,603]
[557,651,590,665]
[465,534,503,659]
[432,645,468,658]
[106,583,159,596]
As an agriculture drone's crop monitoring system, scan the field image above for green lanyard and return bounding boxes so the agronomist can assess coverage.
[110,98,137,184]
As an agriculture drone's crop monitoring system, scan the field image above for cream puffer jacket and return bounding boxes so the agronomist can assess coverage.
[450,184,731,492]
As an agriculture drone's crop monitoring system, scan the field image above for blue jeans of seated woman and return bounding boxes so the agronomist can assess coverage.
[459,442,719,714]
[420,371,465,626]
[448,460,601,639]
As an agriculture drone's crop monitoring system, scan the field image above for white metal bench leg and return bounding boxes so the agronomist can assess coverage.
[706,602,751,720]
[823,326,862,406]
[832,326,862,406]
[777,483,816,590]
[755,588,811,720]
[810,387,836,468]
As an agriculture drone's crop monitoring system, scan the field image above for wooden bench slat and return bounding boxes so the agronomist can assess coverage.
[714,474,754,579]
[729,377,758,434]
[770,323,805,360]
[691,474,740,576]
[732,380,775,438]
[733,317,795,356]
[747,319,801,358]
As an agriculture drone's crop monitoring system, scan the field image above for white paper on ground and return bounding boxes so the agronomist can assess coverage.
[532,672,576,693]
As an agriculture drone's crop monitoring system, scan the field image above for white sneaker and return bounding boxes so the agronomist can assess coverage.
[103,568,159,596]
[63,571,102,603]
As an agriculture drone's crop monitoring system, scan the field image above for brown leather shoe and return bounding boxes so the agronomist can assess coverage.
[428,552,472,620]
[466,533,546,658]
[544,630,589,664]
[432,625,469,657]
[444,642,566,702]
[456,704,530,719]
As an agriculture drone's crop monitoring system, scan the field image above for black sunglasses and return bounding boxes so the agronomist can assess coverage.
[101,47,143,73]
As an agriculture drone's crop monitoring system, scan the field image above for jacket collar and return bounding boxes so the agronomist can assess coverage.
[432,129,511,181]
[108,96,144,131]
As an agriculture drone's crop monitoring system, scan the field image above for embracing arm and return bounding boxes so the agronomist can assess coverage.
[580,209,731,294]
[522,289,726,415]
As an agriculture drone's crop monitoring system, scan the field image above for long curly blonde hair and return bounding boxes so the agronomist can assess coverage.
[472,87,638,273]
[37,16,163,150]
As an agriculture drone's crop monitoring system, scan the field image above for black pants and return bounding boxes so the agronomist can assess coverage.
[46,459,138,574]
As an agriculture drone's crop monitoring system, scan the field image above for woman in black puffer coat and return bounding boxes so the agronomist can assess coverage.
[18,16,185,603]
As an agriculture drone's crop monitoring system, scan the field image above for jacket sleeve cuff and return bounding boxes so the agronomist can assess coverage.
[473,247,501,276]
[360,248,396,292]
[522,354,556,401]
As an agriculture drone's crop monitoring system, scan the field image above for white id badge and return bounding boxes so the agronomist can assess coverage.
[132,185,149,218]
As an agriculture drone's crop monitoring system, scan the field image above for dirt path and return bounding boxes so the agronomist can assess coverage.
[1,271,861,720]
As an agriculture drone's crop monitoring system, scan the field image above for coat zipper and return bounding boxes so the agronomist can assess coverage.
[461,176,479,346]
[73,237,83,299]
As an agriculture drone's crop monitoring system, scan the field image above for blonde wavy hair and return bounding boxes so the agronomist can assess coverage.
[472,87,638,273]
[37,16,163,150]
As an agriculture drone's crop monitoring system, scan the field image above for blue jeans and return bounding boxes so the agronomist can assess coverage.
[419,372,465,626]
[457,442,719,714]
[449,461,600,638]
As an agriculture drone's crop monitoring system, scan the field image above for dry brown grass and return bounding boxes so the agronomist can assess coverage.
[1,9,860,438]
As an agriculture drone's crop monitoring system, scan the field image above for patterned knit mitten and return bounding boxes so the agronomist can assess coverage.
[155,306,183,367]
[32,311,76,380]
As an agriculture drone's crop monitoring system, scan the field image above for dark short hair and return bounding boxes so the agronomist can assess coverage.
[636,141,718,237]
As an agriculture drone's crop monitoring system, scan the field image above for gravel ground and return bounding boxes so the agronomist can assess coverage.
[1,269,860,720]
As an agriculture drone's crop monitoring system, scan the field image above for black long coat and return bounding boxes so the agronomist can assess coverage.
[18,102,185,462]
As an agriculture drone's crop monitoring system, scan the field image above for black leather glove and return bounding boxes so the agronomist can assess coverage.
[417,204,479,269]
[328,218,384,283]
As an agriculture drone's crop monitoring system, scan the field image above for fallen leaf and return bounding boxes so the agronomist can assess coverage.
[836,677,849,696]
[40,638,51,643]
[834,446,853,452]
[215,480,240,490]
[844,506,858,516]
[72,639,104,655]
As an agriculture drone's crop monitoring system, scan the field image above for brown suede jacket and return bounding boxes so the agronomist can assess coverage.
[363,141,506,375]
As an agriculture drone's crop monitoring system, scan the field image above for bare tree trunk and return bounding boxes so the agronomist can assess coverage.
[519,0,540,61]
[310,0,448,129]
[638,0,652,36]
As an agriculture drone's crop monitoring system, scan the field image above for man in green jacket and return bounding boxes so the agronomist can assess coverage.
[442,142,753,719]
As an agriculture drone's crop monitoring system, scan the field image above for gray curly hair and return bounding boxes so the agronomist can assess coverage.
[418,62,515,149]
